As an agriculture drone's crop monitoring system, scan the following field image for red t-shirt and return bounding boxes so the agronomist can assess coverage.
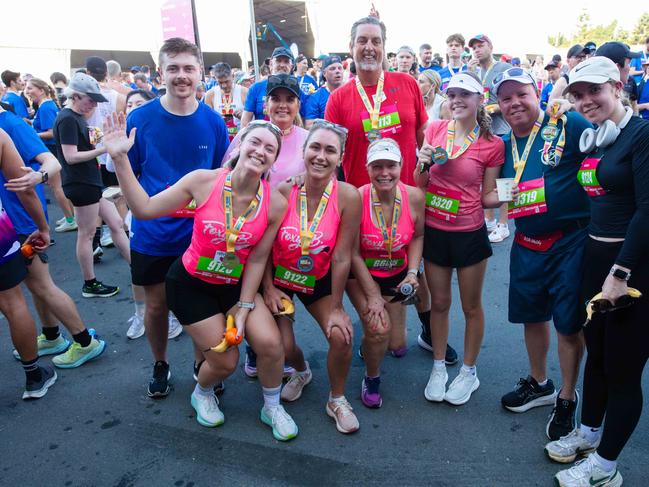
[325,71,428,187]
[424,120,504,232]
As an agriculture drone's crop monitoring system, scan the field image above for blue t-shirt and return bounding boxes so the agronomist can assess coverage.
[0,111,49,234]
[438,65,467,90]
[501,111,592,237]
[304,86,331,121]
[540,82,554,111]
[631,54,647,85]
[639,78,649,120]
[244,79,308,120]
[297,75,318,96]
[1,92,29,119]
[32,100,60,147]
[126,99,229,256]
[419,64,443,73]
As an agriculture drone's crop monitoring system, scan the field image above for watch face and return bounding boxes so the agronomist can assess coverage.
[613,268,629,280]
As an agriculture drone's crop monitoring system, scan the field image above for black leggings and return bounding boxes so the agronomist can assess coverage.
[580,238,649,461]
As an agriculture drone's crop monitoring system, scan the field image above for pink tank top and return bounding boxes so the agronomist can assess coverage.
[359,182,415,278]
[271,179,340,294]
[182,169,270,285]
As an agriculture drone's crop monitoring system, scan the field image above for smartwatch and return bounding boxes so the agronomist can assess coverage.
[39,170,48,184]
[610,267,631,281]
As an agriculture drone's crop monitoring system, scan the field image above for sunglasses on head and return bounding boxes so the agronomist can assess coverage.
[268,74,300,89]
[493,67,536,86]
[310,119,349,136]
[246,120,282,137]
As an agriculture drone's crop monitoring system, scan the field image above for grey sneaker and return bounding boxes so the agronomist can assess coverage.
[545,428,600,464]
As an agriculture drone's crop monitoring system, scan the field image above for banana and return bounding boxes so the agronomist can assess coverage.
[211,315,236,353]
[585,288,643,324]
[277,298,295,316]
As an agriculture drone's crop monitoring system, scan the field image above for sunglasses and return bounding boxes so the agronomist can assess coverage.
[492,67,536,85]
[311,119,349,136]
[267,74,300,90]
[246,120,282,137]
[590,294,637,314]
[389,288,421,305]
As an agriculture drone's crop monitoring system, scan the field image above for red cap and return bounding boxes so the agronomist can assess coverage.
[468,34,492,48]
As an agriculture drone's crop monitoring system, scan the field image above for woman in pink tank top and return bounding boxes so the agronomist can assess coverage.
[261,120,363,435]
[346,138,425,409]
[104,115,299,441]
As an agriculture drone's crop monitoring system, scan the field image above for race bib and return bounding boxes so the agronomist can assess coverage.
[426,185,461,223]
[195,251,243,284]
[273,265,315,295]
[361,104,402,137]
[577,158,606,197]
[364,257,404,271]
[225,118,238,142]
[508,178,547,219]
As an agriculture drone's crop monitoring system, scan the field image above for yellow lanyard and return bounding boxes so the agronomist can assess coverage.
[355,72,385,130]
[299,180,333,256]
[446,121,480,159]
[512,111,544,183]
[371,185,401,261]
[223,172,263,254]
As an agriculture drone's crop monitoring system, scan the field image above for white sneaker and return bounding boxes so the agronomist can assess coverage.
[168,312,183,339]
[554,454,622,487]
[191,391,224,427]
[55,219,78,232]
[424,365,447,402]
[100,225,113,247]
[260,405,298,441]
[545,428,601,464]
[444,368,480,405]
[485,218,497,233]
[488,223,510,243]
[281,362,312,402]
[126,314,145,340]
[56,216,67,226]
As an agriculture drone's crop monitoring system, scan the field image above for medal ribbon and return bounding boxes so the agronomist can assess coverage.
[223,171,263,254]
[221,91,233,115]
[542,115,567,166]
[512,110,544,183]
[371,185,401,261]
[355,72,385,130]
[445,121,480,159]
[299,180,333,257]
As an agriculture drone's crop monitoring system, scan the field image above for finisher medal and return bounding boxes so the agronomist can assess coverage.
[297,255,314,273]
[432,147,449,165]
[541,125,558,142]
[222,252,240,269]
[367,129,382,142]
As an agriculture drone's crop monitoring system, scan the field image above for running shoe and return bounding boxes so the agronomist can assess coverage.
[55,216,67,227]
[192,361,225,396]
[191,391,224,427]
[444,368,480,405]
[244,347,258,378]
[22,366,57,400]
[547,390,580,441]
[553,454,622,487]
[485,218,498,233]
[148,361,171,398]
[488,223,510,243]
[260,405,298,441]
[167,312,183,339]
[416,329,459,365]
[82,281,119,298]
[55,219,77,232]
[389,346,407,358]
[99,225,113,248]
[361,376,382,408]
[281,362,312,402]
[424,365,447,402]
[13,334,71,360]
[126,314,145,340]
[283,365,296,378]
[545,428,600,464]
[501,376,557,413]
[326,396,359,434]
[52,338,106,368]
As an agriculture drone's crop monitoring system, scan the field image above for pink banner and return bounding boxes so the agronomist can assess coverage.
[161,0,196,43]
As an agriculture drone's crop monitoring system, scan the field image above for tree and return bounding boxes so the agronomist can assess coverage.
[630,12,649,45]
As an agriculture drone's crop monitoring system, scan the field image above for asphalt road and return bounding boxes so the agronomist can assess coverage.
[1,199,647,487]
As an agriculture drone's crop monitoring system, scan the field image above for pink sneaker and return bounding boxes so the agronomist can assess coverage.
[361,376,382,408]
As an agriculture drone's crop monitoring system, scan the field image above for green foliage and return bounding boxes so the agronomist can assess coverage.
[630,12,649,44]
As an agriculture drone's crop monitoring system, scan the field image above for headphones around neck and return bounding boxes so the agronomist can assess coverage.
[579,107,633,153]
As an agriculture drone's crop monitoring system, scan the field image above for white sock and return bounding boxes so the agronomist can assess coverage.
[134,301,145,319]
[193,383,212,398]
[262,385,281,409]
[592,452,617,473]
[580,423,603,443]
[433,360,446,369]
[461,364,476,375]
[537,379,548,387]
[329,392,345,403]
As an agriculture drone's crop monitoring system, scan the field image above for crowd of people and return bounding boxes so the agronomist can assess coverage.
[1,10,648,487]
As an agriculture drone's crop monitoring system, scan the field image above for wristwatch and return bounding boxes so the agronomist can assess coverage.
[39,170,48,184]
[237,300,256,310]
[610,267,631,281]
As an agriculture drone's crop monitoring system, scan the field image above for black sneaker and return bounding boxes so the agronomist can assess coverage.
[417,326,459,365]
[148,361,171,398]
[192,361,225,396]
[82,281,119,298]
[546,389,579,440]
[22,365,57,400]
[502,376,557,413]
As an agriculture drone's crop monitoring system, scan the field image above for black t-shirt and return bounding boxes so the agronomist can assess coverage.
[53,108,102,188]
[588,115,649,269]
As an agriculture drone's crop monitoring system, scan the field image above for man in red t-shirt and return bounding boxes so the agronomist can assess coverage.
[325,16,428,187]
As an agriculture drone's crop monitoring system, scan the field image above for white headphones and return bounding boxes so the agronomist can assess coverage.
[579,107,633,153]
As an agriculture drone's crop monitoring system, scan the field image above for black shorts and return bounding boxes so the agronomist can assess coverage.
[100,165,118,188]
[374,267,409,296]
[274,268,332,308]
[165,258,241,325]
[0,251,27,291]
[423,225,492,268]
[18,234,48,265]
[131,249,180,286]
[63,183,102,207]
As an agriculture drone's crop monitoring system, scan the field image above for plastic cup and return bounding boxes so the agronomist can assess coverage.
[496,178,515,202]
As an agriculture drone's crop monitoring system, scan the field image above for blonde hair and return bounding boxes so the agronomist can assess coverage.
[28,78,59,108]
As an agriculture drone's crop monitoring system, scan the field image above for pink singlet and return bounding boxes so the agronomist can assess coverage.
[182,169,270,285]
[359,182,415,278]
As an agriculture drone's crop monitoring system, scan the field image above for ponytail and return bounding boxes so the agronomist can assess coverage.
[476,104,493,141]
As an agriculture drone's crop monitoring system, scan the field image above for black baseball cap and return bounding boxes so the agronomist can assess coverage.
[271,47,294,62]
[322,55,342,71]
[567,44,588,59]
[595,42,641,66]
[544,61,560,70]
[584,41,597,53]
[266,74,300,98]
[86,56,107,75]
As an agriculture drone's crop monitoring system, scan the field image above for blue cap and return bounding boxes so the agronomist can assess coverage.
[271,47,294,62]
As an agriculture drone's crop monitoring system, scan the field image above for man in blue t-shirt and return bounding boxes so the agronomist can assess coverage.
[124,37,229,399]
[438,34,468,90]
[1,70,30,120]
[629,37,649,85]
[304,56,344,128]
[486,69,593,442]
[540,61,561,111]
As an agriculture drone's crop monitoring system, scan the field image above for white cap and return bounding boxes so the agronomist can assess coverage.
[564,56,620,95]
[445,73,483,94]
[367,138,402,165]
